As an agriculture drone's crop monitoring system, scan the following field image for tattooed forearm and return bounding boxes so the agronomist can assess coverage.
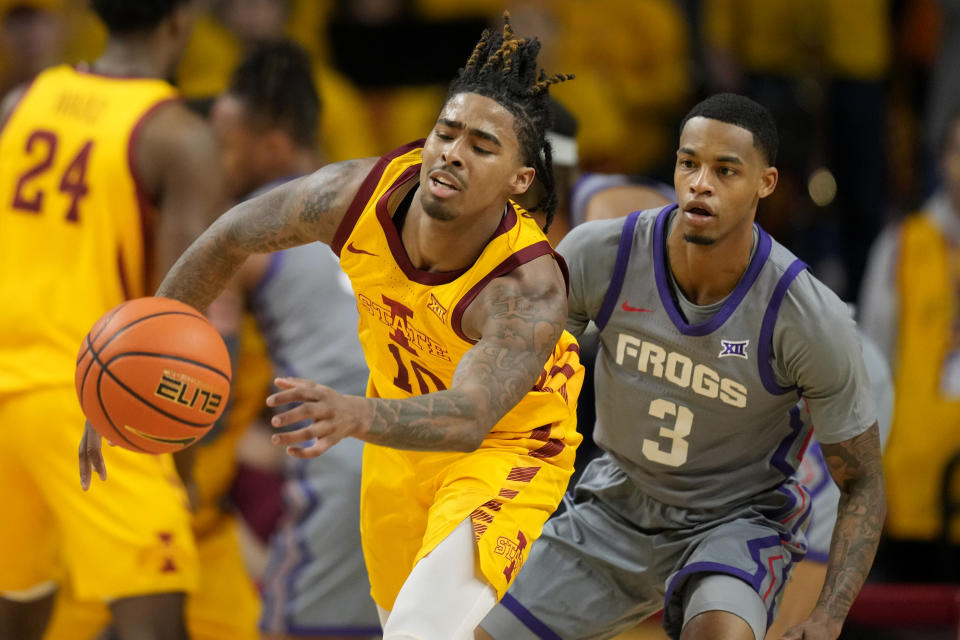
[157,160,366,310]
[816,424,886,624]
[363,391,482,451]
[357,275,566,453]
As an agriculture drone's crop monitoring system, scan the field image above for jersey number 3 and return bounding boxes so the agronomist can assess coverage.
[642,398,693,467]
[12,129,94,223]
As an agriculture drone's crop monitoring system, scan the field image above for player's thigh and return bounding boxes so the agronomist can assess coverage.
[663,519,800,640]
[0,392,60,594]
[479,496,664,640]
[383,518,497,640]
[680,575,764,640]
[22,388,198,601]
[187,517,261,640]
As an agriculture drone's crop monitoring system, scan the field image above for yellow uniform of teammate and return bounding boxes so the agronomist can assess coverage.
[43,316,269,640]
[0,65,197,601]
[334,141,583,609]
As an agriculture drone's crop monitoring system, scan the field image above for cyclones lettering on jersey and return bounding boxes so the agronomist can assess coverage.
[357,292,451,361]
[615,332,747,408]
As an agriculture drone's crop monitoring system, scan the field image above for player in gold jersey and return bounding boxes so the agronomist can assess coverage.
[0,1,228,639]
[80,13,582,640]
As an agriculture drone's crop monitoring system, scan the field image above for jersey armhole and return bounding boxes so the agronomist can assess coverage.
[594,209,643,331]
[331,138,425,257]
[757,258,809,395]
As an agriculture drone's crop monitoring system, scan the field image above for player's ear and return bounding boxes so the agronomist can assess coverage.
[758,166,778,199]
[509,166,536,196]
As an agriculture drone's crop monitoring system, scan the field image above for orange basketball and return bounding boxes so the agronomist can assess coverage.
[75,296,232,454]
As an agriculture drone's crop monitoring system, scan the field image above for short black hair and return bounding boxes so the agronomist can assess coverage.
[447,12,573,231]
[681,93,779,166]
[226,40,319,150]
[92,0,187,34]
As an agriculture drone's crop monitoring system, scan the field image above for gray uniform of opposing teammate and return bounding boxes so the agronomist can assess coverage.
[480,205,876,640]
[254,241,380,636]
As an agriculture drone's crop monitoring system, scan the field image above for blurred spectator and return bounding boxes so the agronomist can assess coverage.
[510,0,692,177]
[703,0,892,299]
[859,107,960,583]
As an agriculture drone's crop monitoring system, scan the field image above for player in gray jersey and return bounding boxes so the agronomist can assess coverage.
[479,93,884,640]
[209,43,379,639]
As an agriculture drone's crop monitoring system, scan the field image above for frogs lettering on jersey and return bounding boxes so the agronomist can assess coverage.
[615,332,748,408]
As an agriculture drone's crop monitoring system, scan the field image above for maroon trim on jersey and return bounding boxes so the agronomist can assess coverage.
[127,97,179,294]
[71,63,163,81]
[0,78,36,136]
[450,240,557,344]
[331,139,425,257]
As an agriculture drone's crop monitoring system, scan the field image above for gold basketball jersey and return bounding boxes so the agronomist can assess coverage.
[0,65,178,394]
[333,141,582,449]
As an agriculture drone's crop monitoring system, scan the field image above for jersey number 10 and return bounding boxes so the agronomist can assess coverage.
[12,129,94,223]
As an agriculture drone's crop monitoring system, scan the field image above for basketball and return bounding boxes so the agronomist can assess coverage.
[75,296,232,454]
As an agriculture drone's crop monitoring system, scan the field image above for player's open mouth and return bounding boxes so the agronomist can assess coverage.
[429,173,461,198]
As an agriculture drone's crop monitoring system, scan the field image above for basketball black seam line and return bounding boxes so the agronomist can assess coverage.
[76,301,126,365]
[106,352,232,383]
[93,356,148,452]
[78,308,217,406]
[96,352,225,429]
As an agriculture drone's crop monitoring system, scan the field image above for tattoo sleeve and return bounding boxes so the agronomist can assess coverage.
[156,160,365,310]
[361,275,566,452]
[816,423,886,624]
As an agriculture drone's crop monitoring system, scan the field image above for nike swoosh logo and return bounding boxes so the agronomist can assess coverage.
[622,301,654,313]
[347,242,378,257]
[123,425,197,447]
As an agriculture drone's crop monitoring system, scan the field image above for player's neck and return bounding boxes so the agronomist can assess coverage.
[400,193,506,273]
[666,224,754,306]
[93,39,169,79]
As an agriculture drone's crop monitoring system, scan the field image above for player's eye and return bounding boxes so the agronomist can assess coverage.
[678,159,695,169]
[474,146,491,155]
[435,131,453,140]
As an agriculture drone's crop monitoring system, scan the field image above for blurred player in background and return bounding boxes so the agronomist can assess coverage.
[208,40,380,640]
[0,0,228,639]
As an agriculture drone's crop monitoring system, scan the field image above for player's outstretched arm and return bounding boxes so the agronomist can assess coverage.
[155,157,374,311]
[780,423,885,640]
[267,255,567,456]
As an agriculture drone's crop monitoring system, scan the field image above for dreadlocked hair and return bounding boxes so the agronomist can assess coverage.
[447,12,573,232]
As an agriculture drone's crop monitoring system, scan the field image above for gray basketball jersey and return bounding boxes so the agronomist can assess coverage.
[250,243,368,396]
[560,206,876,509]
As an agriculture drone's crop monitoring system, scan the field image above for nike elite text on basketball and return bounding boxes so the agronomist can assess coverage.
[615,332,747,408]
[154,370,224,415]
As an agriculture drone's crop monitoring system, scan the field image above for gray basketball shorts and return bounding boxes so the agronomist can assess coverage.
[479,453,810,640]
[259,438,381,636]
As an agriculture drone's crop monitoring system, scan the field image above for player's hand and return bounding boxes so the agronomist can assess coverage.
[779,609,842,640]
[78,421,107,490]
[266,377,371,459]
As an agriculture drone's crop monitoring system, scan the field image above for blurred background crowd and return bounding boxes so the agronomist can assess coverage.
[3,0,960,638]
